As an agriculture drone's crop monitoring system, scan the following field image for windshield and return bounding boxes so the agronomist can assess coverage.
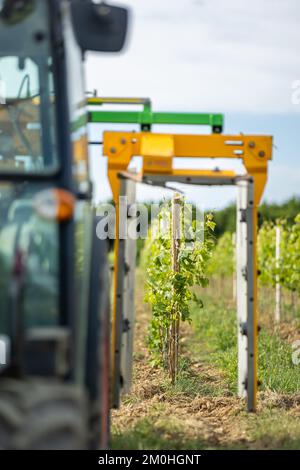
[0,55,57,174]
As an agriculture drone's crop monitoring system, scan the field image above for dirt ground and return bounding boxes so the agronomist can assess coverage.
[111,276,300,450]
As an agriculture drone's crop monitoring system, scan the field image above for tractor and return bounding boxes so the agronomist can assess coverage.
[0,0,128,449]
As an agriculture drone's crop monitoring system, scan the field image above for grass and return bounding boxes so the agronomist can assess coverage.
[112,415,262,450]
[160,356,229,398]
[112,418,212,450]
[191,293,300,394]
[111,275,300,450]
[248,409,300,449]
[112,410,300,450]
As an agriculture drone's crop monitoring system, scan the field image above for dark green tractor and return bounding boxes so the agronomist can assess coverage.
[0,0,128,449]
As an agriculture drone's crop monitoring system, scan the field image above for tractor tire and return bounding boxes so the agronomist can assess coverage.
[89,284,111,450]
[0,379,88,450]
[86,229,111,450]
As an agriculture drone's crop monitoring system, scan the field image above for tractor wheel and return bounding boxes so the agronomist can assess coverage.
[0,379,88,450]
[86,225,111,450]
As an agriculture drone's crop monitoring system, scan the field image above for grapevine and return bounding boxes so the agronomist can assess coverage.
[258,215,300,295]
[142,197,215,377]
[208,231,235,278]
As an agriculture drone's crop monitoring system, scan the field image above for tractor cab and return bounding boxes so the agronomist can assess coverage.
[0,0,128,449]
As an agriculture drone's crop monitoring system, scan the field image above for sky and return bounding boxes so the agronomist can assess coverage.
[86,0,300,210]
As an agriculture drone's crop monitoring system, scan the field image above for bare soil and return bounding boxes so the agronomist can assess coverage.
[111,275,300,450]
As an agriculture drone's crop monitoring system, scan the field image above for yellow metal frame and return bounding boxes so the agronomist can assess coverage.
[104,132,272,205]
[103,130,272,410]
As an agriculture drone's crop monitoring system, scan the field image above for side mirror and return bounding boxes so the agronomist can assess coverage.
[71,1,128,53]
[0,0,35,24]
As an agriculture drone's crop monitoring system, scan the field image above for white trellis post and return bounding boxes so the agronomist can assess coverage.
[236,178,256,411]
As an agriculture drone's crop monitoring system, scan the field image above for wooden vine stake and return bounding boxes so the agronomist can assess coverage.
[169,193,181,383]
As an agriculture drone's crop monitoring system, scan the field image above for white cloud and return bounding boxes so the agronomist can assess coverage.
[87,0,300,206]
[86,0,300,113]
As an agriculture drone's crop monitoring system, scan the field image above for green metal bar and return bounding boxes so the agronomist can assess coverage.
[89,111,142,124]
[88,110,224,131]
[152,112,223,127]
